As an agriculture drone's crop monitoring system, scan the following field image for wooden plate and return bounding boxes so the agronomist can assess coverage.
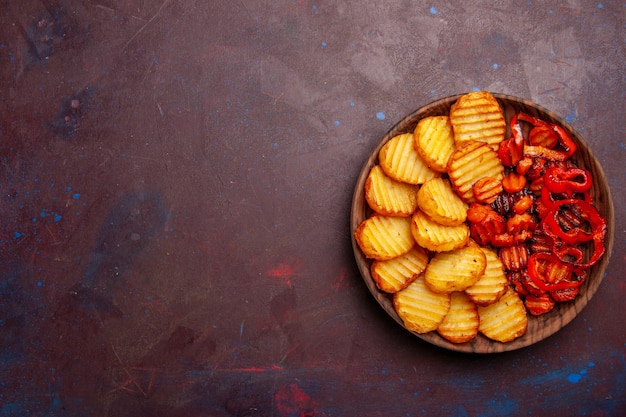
[350,93,615,353]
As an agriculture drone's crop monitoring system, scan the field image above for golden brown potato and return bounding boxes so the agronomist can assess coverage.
[355,215,414,260]
[449,91,506,149]
[477,287,528,342]
[370,246,429,293]
[424,246,487,294]
[410,210,469,252]
[379,133,437,185]
[465,247,508,306]
[365,165,419,217]
[417,177,468,226]
[414,116,456,172]
[447,140,504,203]
[394,274,451,333]
[437,291,479,343]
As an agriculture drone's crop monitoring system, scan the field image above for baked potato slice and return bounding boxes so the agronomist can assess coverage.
[465,247,508,306]
[414,116,456,173]
[365,165,419,216]
[355,215,414,260]
[394,274,451,334]
[379,133,437,185]
[447,140,504,203]
[424,245,487,294]
[477,287,528,342]
[449,91,506,149]
[410,210,469,253]
[437,291,479,343]
[417,177,468,226]
[371,246,429,293]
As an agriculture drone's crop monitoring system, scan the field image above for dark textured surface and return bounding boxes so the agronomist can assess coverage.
[0,1,624,416]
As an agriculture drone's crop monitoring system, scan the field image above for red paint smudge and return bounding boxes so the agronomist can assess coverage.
[274,383,317,417]
[267,263,295,278]
[265,261,302,287]
[331,269,349,291]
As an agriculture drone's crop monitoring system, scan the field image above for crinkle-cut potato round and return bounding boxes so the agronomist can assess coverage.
[465,247,508,306]
[417,177,468,226]
[394,274,451,334]
[437,291,479,343]
[371,247,429,293]
[354,215,414,261]
[378,133,437,185]
[447,140,504,203]
[449,91,506,149]
[478,287,528,342]
[410,210,469,253]
[424,246,487,294]
[414,116,456,172]
[365,165,419,217]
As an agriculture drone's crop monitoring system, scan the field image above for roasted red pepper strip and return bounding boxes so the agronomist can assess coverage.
[544,166,592,195]
[542,198,606,245]
[497,115,524,166]
[551,225,607,270]
[540,184,591,213]
[517,112,551,128]
[551,124,577,160]
[527,253,585,292]
[518,113,577,161]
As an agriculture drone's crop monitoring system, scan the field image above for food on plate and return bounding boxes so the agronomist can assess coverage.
[447,140,505,203]
[365,165,419,216]
[354,215,414,260]
[498,244,529,272]
[379,133,437,185]
[424,246,487,293]
[472,177,503,204]
[417,177,468,226]
[477,287,528,342]
[437,291,479,343]
[449,90,506,149]
[413,116,456,172]
[370,247,429,293]
[354,91,609,346]
[394,274,451,333]
[410,210,470,252]
[464,247,509,306]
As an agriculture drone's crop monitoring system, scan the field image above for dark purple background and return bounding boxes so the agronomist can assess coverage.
[1,1,624,416]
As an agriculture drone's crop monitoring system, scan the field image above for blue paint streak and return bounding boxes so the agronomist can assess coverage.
[1,402,24,416]
[376,112,386,120]
[429,6,437,14]
[568,373,582,383]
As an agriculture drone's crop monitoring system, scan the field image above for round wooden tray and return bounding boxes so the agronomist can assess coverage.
[350,93,615,353]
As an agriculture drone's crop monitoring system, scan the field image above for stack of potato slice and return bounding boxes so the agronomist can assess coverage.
[355,91,528,344]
